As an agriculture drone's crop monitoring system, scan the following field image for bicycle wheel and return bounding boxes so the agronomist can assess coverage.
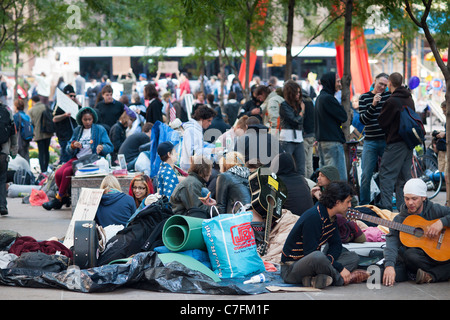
[411,154,442,199]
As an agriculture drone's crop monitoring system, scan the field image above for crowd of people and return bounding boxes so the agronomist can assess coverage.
[1,67,449,290]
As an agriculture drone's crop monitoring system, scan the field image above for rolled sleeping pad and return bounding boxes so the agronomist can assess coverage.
[7,184,40,198]
[162,215,206,252]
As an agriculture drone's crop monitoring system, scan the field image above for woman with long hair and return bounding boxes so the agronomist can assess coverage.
[128,174,154,209]
[279,80,306,176]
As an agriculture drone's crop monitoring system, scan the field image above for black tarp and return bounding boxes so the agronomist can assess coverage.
[0,251,282,295]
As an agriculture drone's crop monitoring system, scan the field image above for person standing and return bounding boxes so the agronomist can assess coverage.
[314,72,348,180]
[117,68,136,101]
[74,71,86,107]
[383,178,450,286]
[28,95,53,173]
[0,102,17,216]
[279,80,306,176]
[94,85,125,134]
[34,72,51,106]
[358,73,390,205]
[13,99,32,162]
[377,72,414,211]
[53,84,81,164]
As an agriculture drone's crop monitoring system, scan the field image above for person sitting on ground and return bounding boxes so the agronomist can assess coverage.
[310,165,341,203]
[42,107,114,210]
[109,107,137,164]
[215,151,251,214]
[169,155,215,217]
[270,152,313,216]
[119,122,153,171]
[281,181,369,289]
[383,178,450,286]
[128,174,154,209]
[95,175,136,228]
[180,105,218,171]
[157,141,185,200]
[216,115,248,152]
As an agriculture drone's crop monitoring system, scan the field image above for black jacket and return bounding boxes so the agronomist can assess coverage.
[216,166,251,214]
[378,86,415,144]
[145,98,164,124]
[271,152,313,216]
[314,72,347,143]
[279,101,303,131]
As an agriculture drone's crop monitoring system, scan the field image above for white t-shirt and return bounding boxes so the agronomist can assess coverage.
[77,128,93,158]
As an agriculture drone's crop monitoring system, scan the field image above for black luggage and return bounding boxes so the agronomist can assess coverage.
[73,220,99,269]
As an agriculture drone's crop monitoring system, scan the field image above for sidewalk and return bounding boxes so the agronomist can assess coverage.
[1,194,449,300]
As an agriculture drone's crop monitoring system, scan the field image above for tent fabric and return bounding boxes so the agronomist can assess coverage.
[335,27,373,96]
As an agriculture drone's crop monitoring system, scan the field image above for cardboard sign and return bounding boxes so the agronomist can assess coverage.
[63,188,103,249]
[158,61,179,74]
[56,88,79,119]
[112,56,131,75]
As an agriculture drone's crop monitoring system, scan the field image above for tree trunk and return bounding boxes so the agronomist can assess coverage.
[245,17,251,100]
[284,0,295,81]
[341,0,353,140]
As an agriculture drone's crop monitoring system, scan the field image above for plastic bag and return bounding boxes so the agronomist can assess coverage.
[201,207,265,278]
[29,189,49,206]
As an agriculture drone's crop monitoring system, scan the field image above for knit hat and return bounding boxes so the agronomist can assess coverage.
[319,165,340,182]
[157,141,175,157]
[76,106,98,126]
[403,178,427,197]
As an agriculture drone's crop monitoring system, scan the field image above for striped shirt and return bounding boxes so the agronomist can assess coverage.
[358,91,391,140]
[281,202,343,272]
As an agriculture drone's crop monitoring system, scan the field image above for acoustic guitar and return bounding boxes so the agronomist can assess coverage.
[248,168,287,256]
[346,208,450,262]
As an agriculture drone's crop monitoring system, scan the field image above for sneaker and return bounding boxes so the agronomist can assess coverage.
[349,269,371,284]
[416,268,433,284]
[42,198,63,211]
[0,206,8,216]
[302,274,333,289]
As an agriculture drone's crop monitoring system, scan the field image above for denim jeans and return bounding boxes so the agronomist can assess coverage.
[318,141,347,181]
[59,140,71,164]
[359,139,386,205]
[378,141,412,211]
[280,141,305,176]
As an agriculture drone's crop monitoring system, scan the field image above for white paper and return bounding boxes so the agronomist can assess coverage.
[56,88,79,119]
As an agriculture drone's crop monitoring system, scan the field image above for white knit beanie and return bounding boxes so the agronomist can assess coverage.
[403,178,427,197]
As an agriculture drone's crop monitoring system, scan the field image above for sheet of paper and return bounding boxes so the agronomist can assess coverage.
[56,88,79,119]
[63,188,104,249]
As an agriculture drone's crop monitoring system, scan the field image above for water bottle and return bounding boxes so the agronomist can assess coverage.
[106,154,112,168]
[243,273,265,284]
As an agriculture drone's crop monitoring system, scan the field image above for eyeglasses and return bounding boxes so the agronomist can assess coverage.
[132,186,146,191]
[69,94,76,98]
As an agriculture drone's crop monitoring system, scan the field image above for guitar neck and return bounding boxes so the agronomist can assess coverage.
[354,212,416,235]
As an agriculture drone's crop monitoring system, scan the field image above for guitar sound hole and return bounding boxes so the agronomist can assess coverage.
[413,228,424,238]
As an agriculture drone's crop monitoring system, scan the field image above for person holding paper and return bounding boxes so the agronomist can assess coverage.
[53,85,81,163]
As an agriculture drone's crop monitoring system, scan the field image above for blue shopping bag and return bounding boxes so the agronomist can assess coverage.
[201,206,265,278]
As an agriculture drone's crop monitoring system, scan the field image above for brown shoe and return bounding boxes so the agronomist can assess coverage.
[416,268,433,284]
[349,269,370,284]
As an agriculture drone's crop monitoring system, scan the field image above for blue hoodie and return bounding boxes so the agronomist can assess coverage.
[95,190,136,227]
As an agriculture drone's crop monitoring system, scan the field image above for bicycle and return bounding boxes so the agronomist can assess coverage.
[345,136,364,198]
[411,147,443,200]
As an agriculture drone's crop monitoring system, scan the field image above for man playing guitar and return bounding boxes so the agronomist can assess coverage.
[383,178,450,286]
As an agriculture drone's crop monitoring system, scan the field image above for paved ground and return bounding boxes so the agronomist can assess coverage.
[0,191,449,301]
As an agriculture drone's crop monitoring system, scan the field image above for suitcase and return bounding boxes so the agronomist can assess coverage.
[73,220,99,269]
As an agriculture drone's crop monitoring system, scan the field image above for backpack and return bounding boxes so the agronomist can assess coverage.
[398,105,426,150]
[13,168,36,185]
[0,105,15,145]
[40,105,56,134]
[17,112,34,141]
